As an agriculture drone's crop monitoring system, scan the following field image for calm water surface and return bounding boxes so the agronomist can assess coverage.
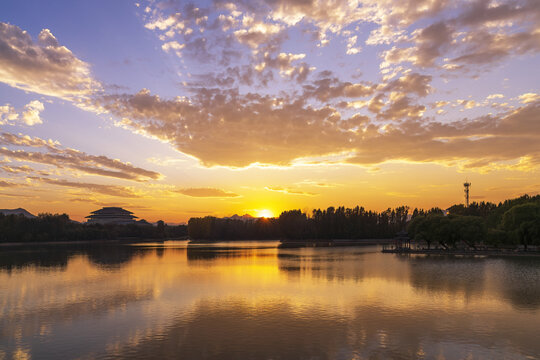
[1,241,539,359]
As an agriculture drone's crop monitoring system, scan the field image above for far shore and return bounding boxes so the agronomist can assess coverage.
[0,237,188,247]
[382,248,540,257]
[278,239,394,248]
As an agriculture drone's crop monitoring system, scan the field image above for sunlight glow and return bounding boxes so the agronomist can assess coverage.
[257,209,275,218]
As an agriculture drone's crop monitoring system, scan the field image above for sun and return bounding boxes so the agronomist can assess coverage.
[257,209,275,218]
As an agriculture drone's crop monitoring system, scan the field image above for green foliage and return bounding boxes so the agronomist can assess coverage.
[500,203,540,249]
[501,203,540,231]
[451,216,486,248]
[408,215,487,249]
[447,202,497,217]
[486,194,540,228]
[486,228,510,247]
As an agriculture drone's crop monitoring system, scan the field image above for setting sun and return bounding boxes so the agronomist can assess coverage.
[256,209,275,218]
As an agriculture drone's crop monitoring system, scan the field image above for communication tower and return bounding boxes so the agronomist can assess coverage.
[463,181,471,207]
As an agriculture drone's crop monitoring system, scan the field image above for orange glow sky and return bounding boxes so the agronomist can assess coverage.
[0,0,539,223]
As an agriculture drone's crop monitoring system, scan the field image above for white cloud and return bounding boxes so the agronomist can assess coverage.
[21,100,45,126]
[0,23,100,100]
[0,100,45,126]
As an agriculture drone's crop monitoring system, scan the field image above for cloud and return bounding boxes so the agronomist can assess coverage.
[345,100,540,171]
[381,21,454,68]
[0,23,100,100]
[382,73,432,97]
[256,52,311,82]
[518,93,539,104]
[99,85,540,170]
[1,165,33,174]
[98,88,352,167]
[301,74,375,102]
[0,100,45,126]
[30,177,141,198]
[21,0,529,175]
[0,132,161,181]
[379,0,540,71]
[175,188,240,198]
[0,192,35,198]
[265,186,318,196]
[0,104,18,124]
[296,180,337,188]
[21,100,45,125]
[233,19,283,49]
[0,179,24,188]
[0,164,49,176]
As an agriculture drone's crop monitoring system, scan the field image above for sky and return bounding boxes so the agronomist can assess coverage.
[0,0,539,223]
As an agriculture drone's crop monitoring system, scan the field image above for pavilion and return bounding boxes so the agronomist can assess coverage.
[85,207,138,225]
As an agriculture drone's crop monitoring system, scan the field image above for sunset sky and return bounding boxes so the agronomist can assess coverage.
[0,0,539,223]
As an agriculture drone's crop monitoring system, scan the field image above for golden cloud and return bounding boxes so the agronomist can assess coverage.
[175,188,240,198]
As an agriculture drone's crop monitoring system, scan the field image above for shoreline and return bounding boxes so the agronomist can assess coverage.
[0,237,188,247]
[278,239,393,248]
[382,248,540,257]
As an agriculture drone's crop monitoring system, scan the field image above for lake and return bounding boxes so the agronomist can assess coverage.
[1,241,539,359]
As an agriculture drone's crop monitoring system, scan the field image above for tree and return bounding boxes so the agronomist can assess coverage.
[156,220,166,238]
[451,216,486,249]
[278,210,308,240]
[501,203,540,250]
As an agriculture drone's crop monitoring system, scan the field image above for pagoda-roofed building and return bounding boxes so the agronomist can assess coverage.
[86,207,137,225]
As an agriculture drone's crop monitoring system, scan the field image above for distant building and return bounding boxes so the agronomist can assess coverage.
[86,207,137,225]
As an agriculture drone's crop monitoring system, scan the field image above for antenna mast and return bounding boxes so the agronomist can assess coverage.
[463,181,471,207]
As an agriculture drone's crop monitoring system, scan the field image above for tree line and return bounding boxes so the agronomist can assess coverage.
[0,213,187,242]
[188,206,443,240]
[408,194,540,250]
[188,195,540,248]
[3,194,538,246]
